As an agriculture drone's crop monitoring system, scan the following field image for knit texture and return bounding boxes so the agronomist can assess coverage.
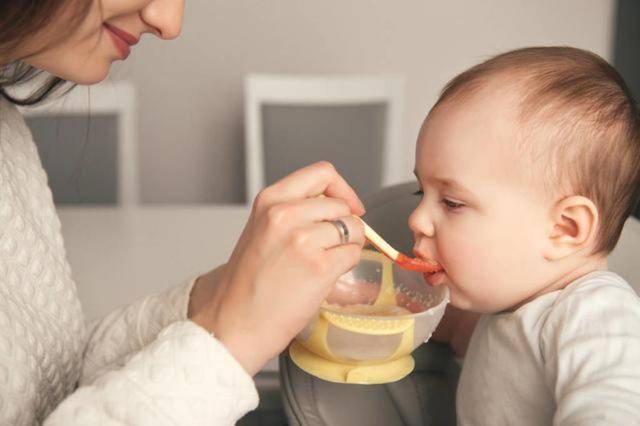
[0,98,258,425]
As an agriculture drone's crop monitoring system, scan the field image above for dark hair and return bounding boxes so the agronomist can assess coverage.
[0,0,92,105]
[432,46,640,254]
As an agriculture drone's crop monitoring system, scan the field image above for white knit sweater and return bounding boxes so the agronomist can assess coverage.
[0,97,258,425]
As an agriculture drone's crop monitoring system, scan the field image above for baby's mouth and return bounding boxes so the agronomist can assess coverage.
[395,253,442,273]
[413,250,446,286]
[423,270,446,286]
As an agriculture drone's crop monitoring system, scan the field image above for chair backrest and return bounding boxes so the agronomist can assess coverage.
[244,74,405,203]
[609,216,640,295]
[21,82,138,206]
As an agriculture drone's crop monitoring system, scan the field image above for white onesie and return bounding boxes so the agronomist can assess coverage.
[457,270,640,425]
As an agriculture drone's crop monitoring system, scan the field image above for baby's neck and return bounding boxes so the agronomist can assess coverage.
[513,255,608,310]
[553,256,608,288]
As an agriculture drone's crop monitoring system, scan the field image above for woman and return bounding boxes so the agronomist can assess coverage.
[0,1,366,424]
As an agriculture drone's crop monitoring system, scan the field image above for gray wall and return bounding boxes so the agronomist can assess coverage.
[109,0,615,204]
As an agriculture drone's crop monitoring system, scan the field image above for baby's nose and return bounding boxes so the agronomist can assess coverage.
[408,208,435,238]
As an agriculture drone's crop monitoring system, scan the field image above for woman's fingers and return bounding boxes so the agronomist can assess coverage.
[233,196,362,273]
[321,216,366,249]
[254,162,365,215]
[322,217,365,248]
[323,243,363,282]
[196,163,371,376]
[292,216,365,251]
[266,196,353,226]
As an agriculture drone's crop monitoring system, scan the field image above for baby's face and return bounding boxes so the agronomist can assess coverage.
[410,89,556,313]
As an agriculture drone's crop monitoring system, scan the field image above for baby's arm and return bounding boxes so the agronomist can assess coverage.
[541,279,640,425]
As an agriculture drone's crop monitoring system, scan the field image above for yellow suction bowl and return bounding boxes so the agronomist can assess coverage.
[321,310,414,335]
[289,340,415,385]
[289,249,448,385]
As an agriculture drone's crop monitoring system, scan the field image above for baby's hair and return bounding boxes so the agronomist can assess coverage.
[431,46,640,254]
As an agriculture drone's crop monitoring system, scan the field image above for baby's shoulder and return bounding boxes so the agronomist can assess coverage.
[555,270,637,308]
[542,271,640,340]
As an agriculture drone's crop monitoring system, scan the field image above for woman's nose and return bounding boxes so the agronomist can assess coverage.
[408,205,435,238]
[141,0,185,40]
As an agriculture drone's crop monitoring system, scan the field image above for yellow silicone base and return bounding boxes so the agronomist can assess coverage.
[289,341,415,385]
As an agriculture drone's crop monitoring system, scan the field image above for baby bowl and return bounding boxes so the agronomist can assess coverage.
[289,249,449,385]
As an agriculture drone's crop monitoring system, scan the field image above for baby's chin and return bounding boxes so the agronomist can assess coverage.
[451,297,524,315]
[447,292,476,312]
[437,273,526,313]
[422,272,514,313]
[446,286,499,314]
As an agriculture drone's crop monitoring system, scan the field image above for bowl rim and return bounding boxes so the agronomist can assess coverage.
[321,285,450,320]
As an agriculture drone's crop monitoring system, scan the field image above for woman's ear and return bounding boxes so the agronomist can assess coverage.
[543,196,599,260]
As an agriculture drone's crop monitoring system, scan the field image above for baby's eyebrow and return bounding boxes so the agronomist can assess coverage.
[433,177,475,197]
[413,171,476,199]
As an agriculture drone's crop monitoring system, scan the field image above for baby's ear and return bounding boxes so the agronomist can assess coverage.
[543,196,599,260]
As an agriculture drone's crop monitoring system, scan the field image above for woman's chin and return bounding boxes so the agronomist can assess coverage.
[55,61,112,86]
[71,66,111,85]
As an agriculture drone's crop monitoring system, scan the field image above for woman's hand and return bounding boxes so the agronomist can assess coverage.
[189,162,366,375]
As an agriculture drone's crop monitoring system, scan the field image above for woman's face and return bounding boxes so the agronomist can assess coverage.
[23,0,185,85]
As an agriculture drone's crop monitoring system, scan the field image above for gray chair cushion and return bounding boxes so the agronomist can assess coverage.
[279,342,459,426]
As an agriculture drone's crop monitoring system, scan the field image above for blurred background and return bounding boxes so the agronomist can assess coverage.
[24,0,640,355]
[26,0,620,206]
[21,1,640,423]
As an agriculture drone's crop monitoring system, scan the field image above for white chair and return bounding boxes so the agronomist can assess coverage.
[20,81,138,206]
[244,74,406,203]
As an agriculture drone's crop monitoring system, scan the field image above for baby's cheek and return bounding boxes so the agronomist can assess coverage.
[442,235,509,310]
[444,234,495,277]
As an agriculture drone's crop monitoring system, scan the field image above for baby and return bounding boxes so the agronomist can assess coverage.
[409,47,640,424]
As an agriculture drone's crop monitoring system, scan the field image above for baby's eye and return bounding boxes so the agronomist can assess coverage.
[442,198,465,210]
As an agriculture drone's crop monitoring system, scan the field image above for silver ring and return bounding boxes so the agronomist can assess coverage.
[329,219,350,244]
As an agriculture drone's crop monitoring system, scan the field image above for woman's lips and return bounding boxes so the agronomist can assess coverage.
[103,23,139,59]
